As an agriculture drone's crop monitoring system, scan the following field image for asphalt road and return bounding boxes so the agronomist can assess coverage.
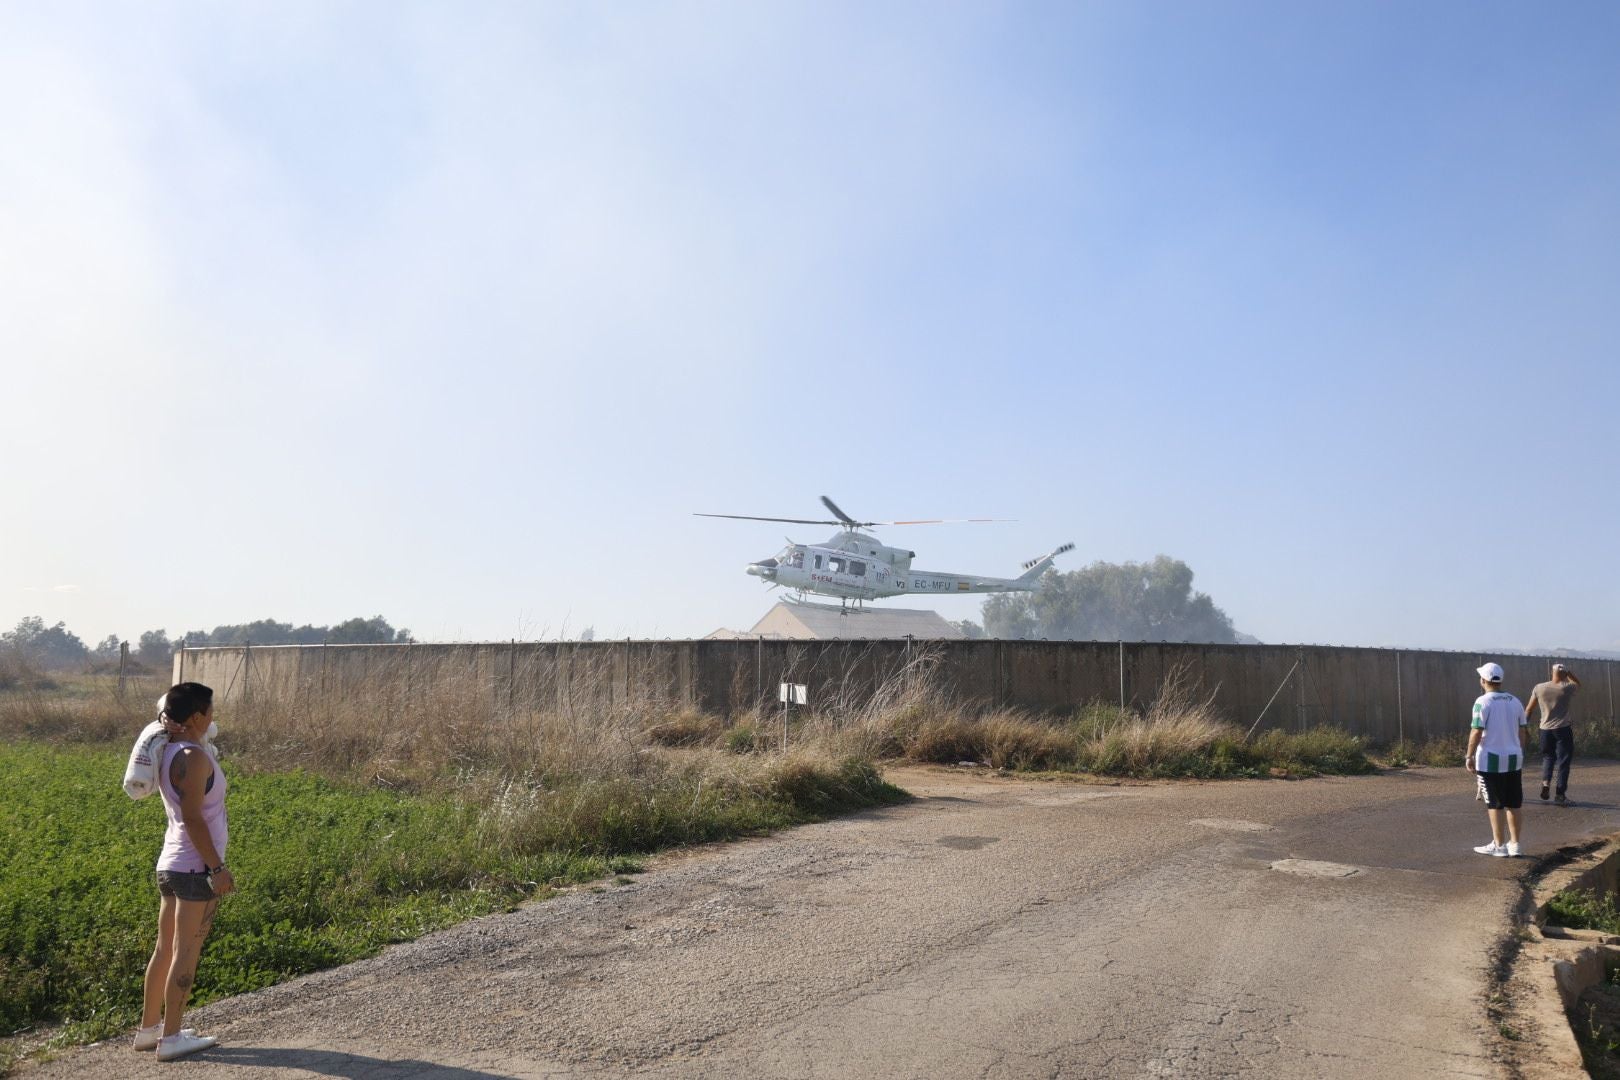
[28,762,1620,1079]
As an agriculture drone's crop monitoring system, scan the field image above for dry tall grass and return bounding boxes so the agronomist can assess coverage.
[1069,665,1232,774]
[0,669,161,744]
[2,648,1376,795]
[0,659,901,863]
[789,654,1369,778]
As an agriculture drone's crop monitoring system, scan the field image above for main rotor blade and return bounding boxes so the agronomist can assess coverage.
[878,518,1017,526]
[816,496,1014,528]
[819,495,857,525]
[697,508,1016,529]
[694,513,842,526]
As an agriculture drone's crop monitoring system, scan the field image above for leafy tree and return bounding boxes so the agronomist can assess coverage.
[180,620,339,647]
[954,619,985,639]
[578,627,596,642]
[183,620,291,646]
[982,556,1238,643]
[326,616,410,645]
[1,616,91,670]
[137,630,174,668]
[21,616,416,663]
[979,597,1036,640]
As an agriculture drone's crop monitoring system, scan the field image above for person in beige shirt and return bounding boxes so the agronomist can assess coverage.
[1527,663,1581,805]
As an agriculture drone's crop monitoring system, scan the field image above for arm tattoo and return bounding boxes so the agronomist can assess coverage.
[171,754,188,785]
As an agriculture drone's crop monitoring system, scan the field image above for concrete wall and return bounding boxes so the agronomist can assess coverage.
[175,640,1620,744]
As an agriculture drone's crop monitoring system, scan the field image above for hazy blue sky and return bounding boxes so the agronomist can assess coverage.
[3,2,1616,651]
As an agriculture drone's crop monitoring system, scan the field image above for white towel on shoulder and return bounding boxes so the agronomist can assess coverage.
[122,693,217,799]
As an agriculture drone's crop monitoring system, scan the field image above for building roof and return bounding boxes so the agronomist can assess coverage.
[706,602,966,641]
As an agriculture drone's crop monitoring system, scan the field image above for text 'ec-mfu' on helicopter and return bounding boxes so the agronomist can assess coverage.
[696,496,1074,609]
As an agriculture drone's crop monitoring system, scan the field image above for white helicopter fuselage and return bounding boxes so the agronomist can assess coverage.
[748,530,1063,602]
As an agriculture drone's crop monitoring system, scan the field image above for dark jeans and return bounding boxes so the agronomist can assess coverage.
[1540,727,1574,796]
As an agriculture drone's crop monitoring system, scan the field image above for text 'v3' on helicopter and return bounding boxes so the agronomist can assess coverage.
[695,496,1075,610]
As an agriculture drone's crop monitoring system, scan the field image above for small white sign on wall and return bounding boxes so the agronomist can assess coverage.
[778,682,807,705]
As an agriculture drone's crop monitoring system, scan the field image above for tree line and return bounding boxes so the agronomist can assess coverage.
[975,555,1246,643]
[3,556,1245,672]
[1,615,411,672]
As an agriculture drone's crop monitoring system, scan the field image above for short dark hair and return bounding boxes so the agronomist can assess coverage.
[162,682,214,725]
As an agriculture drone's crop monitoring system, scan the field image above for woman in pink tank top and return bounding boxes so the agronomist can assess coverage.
[133,682,236,1062]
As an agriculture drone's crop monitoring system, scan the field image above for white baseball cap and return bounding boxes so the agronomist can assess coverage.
[1477,662,1505,683]
[1553,663,1568,673]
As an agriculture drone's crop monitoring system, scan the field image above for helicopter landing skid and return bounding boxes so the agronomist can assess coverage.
[784,593,869,614]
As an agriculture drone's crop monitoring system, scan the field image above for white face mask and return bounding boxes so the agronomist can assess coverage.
[204,720,219,743]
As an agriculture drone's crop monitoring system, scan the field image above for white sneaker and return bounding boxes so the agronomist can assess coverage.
[133,1025,196,1051]
[1474,842,1505,856]
[1506,841,1521,857]
[156,1032,217,1061]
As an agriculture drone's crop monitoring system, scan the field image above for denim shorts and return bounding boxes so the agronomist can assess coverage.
[156,870,215,902]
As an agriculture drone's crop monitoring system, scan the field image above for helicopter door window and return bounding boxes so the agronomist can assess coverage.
[827,556,846,573]
[850,560,866,576]
[813,554,823,570]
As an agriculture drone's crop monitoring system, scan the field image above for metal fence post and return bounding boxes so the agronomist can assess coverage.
[1395,650,1404,745]
[1296,647,1306,732]
[243,642,251,703]
[1608,661,1615,722]
[1118,639,1125,713]
[997,639,1006,706]
[118,641,128,699]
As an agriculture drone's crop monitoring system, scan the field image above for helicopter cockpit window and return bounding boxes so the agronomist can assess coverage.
[827,556,847,574]
[787,550,804,569]
[849,560,867,576]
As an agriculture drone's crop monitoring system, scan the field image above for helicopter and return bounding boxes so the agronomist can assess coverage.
[696,496,1075,609]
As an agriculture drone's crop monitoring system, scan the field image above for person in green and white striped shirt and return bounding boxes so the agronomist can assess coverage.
[1466,662,1528,858]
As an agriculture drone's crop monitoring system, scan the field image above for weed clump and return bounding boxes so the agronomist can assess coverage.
[1582,722,1620,762]
[1376,735,1468,769]
[724,722,770,754]
[1249,726,1374,777]
[643,708,727,747]
[1568,941,1620,1079]
[1546,888,1620,934]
